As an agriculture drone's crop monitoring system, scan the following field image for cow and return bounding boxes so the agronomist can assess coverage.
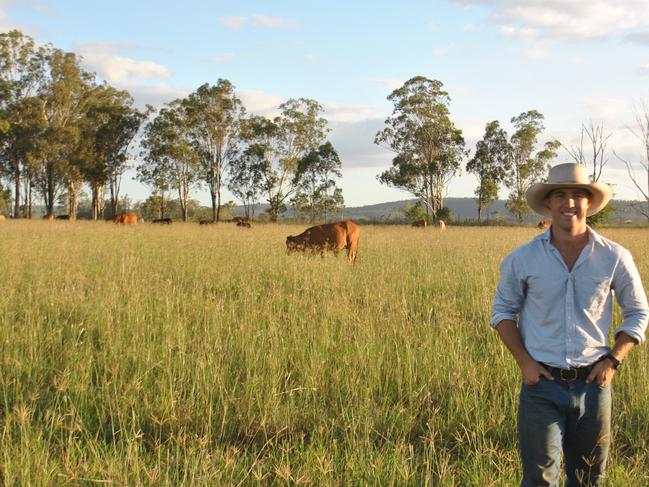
[411,219,427,228]
[55,214,70,220]
[537,220,551,230]
[435,220,446,231]
[236,220,251,228]
[286,220,360,264]
[0,215,5,221]
[114,212,138,225]
[199,219,216,225]
[152,218,172,224]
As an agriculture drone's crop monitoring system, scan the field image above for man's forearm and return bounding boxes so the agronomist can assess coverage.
[495,319,535,367]
[610,331,637,362]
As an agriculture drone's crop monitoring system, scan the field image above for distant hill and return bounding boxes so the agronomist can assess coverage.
[340,197,649,224]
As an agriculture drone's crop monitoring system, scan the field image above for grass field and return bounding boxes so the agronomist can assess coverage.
[1,221,648,485]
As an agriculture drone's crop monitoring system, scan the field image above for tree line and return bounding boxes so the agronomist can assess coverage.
[0,30,344,222]
[376,76,649,223]
[3,31,649,224]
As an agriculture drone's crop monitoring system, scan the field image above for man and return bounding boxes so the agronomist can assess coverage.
[492,163,649,486]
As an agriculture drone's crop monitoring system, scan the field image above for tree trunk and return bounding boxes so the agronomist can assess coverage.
[91,182,100,220]
[211,192,217,222]
[68,182,79,220]
[27,180,32,219]
[46,163,55,216]
[13,162,21,218]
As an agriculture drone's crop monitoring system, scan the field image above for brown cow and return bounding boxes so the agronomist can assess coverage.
[152,218,172,224]
[286,220,360,264]
[537,220,551,230]
[434,220,446,231]
[236,220,251,228]
[411,219,427,228]
[114,212,138,225]
[0,215,5,221]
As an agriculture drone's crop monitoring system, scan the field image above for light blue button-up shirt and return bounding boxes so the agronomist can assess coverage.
[492,227,649,368]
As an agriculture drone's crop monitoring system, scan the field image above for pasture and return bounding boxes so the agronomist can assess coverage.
[1,221,648,485]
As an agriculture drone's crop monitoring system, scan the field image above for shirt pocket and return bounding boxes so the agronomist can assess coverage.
[583,275,612,316]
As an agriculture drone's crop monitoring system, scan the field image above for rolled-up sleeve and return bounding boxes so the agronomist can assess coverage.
[612,249,649,343]
[491,253,525,328]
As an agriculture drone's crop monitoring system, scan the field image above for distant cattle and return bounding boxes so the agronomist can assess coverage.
[152,218,172,224]
[114,212,138,225]
[199,219,215,225]
[55,214,70,220]
[286,220,360,264]
[412,219,427,228]
[537,220,551,230]
[236,219,251,228]
[435,220,446,231]
[0,215,5,221]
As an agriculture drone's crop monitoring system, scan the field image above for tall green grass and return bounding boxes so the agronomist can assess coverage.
[0,221,647,485]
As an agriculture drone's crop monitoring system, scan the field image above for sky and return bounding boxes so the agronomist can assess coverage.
[3,0,649,207]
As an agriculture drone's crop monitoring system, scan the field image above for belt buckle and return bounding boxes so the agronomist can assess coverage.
[559,368,578,382]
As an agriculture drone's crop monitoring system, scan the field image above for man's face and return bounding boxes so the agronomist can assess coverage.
[544,187,592,230]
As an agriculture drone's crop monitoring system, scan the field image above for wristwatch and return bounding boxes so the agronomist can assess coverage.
[603,353,622,369]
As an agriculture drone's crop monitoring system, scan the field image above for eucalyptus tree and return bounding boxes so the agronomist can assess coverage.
[79,86,147,220]
[0,30,47,217]
[36,48,97,216]
[241,100,330,221]
[466,120,512,221]
[291,141,344,222]
[183,80,245,221]
[227,144,266,218]
[375,76,466,218]
[140,103,200,221]
[505,110,560,222]
[616,104,649,221]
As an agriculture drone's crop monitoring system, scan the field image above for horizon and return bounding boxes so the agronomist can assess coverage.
[3,1,649,207]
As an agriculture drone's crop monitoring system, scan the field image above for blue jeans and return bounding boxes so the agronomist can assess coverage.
[518,378,611,487]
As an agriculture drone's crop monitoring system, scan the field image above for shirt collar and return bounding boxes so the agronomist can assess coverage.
[536,225,604,247]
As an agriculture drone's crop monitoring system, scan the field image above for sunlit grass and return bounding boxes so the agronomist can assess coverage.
[0,220,647,485]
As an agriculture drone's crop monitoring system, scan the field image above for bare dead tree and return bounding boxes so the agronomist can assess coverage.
[558,120,611,182]
[615,104,649,221]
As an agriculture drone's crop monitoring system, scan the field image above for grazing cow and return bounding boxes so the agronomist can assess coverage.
[286,220,360,264]
[434,220,446,231]
[0,215,5,221]
[199,219,216,225]
[236,220,251,228]
[537,220,551,230]
[152,218,172,224]
[411,219,427,228]
[55,214,70,220]
[114,212,138,225]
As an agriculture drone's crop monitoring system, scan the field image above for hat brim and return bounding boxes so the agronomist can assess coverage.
[526,182,612,217]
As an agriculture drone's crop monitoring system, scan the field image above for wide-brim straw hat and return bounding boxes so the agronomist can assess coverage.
[526,163,612,217]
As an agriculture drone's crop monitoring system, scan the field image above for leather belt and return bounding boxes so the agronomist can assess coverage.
[540,363,594,382]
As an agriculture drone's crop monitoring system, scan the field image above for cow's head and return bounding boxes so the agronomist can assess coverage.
[286,235,300,253]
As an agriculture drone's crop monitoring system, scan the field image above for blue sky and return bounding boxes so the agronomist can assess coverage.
[3,0,649,206]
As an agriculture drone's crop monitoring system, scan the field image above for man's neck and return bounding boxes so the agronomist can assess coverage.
[550,223,589,249]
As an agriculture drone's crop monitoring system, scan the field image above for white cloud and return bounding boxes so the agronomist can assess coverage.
[252,15,299,29]
[304,53,318,62]
[209,52,237,63]
[220,14,299,30]
[238,89,285,117]
[433,42,459,57]
[453,0,649,42]
[636,63,649,74]
[369,78,404,91]
[463,23,475,32]
[220,16,248,30]
[78,44,171,85]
